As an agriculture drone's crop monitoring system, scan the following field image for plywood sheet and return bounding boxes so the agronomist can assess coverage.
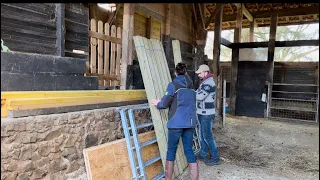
[83,131,163,180]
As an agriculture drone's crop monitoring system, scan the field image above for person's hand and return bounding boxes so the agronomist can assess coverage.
[151,98,161,106]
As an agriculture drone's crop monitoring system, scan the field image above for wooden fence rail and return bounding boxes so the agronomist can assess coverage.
[87,18,122,87]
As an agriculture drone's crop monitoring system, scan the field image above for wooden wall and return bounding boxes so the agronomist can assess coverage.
[1,3,89,59]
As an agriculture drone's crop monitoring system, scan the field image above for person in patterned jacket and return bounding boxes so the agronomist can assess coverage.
[195,64,220,166]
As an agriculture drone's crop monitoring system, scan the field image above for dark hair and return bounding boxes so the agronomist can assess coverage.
[175,63,187,75]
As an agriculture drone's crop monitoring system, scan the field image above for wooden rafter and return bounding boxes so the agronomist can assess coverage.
[198,3,206,30]
[228,3,234,14]
[107,4,121,25]
[205,3,225,28]
[233,3,253,21]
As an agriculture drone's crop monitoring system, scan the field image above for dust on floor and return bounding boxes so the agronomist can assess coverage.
[178,116,319,180]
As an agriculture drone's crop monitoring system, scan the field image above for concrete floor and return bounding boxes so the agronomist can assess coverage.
[177,116,319,180]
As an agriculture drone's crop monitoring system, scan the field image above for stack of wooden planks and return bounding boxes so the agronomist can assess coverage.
[133,36,188,178]
[1,90,146,118]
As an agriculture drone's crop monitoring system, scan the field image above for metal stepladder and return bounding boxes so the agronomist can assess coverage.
[119,104,201,180]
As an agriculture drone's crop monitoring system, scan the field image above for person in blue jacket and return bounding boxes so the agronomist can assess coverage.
[151,63,198,180]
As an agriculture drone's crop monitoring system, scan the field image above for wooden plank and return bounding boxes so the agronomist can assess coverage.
[221,38,233,48]
[198,3,205,30]
[205,3,224,28]
[110,25,117,86]
[1,90,146,100]
[104,23,111,86]
[98,21,104,86]
[83,131,163,180]
[90,19,97,74]
[120,4,135,90]
[267,13,278,83]
[85,73,120,81]
[116,27,122,86]
[146,17,152,38]
[56,3,65,57]
[172,40,182,66]
[230,3,243,116]
[89,31,122,44]
[231,40,319,48]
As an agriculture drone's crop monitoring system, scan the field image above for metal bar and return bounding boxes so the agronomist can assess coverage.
[270,107,317,113]
[223,79,226,127]
[316,86,319,123]
[272,91,318,95]
[272,83,319,87]
[140,138,157,148]
[129,104,150,111]
[269,116,317,123]
[266,82,272,118]
[152,172,165,180]
[144,155,161,167]
[119,108,139,179]
[136,122,154,129]
[271,98,317,102]
[128,109,146,180]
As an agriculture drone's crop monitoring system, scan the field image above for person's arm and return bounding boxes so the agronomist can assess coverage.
[156,83,175,109]
[196,83,215,101]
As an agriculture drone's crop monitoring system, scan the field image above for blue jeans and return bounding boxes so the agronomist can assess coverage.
[166,128,196,163]
[198,114,220,161]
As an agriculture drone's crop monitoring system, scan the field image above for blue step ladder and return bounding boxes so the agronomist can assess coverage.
[119,104,201,180]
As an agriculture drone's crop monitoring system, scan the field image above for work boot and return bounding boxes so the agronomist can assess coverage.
[164,160,174,180]
[189,162,199,180]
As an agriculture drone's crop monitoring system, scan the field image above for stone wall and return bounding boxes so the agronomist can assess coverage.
[1,106,151,180]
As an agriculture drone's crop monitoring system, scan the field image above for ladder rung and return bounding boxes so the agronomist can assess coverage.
[144,155,161,167]
[136,122,154,129]
[140,138,157,148]
[152,171,165,180]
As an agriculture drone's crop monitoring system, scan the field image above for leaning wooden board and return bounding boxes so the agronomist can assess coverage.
[133,36,188,178]
[172,40,182,66]
[83,131,163,180]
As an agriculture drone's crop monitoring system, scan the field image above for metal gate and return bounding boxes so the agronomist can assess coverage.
[267,83,319,123]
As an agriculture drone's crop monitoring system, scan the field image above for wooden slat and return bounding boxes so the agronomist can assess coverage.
[98,21,104,86]
[56,3,65,57]
[110,25,117,86]
[89,31,122,44]
[85,73,120,81]
[104,23,111,86]
[83,131,163,180]
[90,19,97,74]
[172,40,182,66]
[116,27,122,86]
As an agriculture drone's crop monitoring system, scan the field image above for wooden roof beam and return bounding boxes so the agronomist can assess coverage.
[233,3,253,22]
[205,3,225,28]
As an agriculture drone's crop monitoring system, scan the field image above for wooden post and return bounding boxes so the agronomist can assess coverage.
[267,13,278,83]
[56,3,65,57]
[230,3,243,115]
[223,79,226,127]
[164,4,171,64]
[212,3,223,119]
[249,19,255,42]
[121,4,135,90]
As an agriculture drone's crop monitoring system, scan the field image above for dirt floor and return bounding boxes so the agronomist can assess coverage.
[178,116,319,180]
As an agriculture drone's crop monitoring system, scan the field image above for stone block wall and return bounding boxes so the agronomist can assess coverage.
[1,106,151,180]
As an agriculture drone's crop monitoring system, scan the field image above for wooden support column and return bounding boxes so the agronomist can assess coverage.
[120,4,135,90]
[230,3,243,116]
[56,3,65,57]
[212,4,223,119]
[249,19,256,42]
[164,4,171,63]
[266,13,278,83]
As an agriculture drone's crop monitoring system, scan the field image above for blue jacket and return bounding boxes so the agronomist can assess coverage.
[156,75,197,129]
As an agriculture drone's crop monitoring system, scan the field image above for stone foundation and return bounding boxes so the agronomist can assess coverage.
[1,105,151,180]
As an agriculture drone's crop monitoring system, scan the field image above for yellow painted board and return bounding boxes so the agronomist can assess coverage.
[83,131,163,180]
[1,90,146,100]
[6,95,147,111]
[1,108,8,118]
